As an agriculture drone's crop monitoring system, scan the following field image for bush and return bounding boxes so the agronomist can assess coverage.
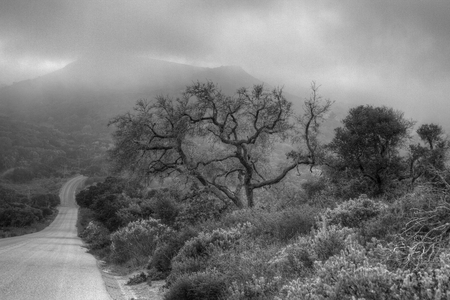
[110,218,173,264]
[221,205,319,242]
[148,226,199,279]
[0,206,40,227]
[277,239,450,300]
[167,224,251,285]
[322,195,388,228]
[149,195,180,226]
[4,167,34,183]
[227,274,283,300]
[301,177,327,200]
[41,207,53,217]
[164,270,227,300]
[81,221,111,249]
[312,222,355,261]
[175,193,227,227]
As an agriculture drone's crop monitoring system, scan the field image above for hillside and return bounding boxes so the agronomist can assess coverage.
[0,55,283,180]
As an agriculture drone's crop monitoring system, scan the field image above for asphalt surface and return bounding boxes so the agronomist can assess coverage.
[0,175,112,300]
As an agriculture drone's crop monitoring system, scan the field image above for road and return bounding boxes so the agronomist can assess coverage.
[0,175,112,300]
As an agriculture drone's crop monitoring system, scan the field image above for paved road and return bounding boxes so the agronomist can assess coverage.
[0,175,112,300]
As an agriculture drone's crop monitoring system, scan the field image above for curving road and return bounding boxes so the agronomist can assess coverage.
[0,175,112,300]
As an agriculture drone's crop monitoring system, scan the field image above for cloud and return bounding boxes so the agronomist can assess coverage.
[1,0,449,128]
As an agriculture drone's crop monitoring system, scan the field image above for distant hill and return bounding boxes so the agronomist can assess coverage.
[0,54,344,180]
[0,55,266,128]
[0,55,266,178]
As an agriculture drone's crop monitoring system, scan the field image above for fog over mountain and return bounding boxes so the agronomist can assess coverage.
[0,54,266,128]
[2,1,450,132]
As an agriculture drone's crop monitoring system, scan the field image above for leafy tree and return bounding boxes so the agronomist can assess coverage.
[409,123,449,187]
[417,123,444,150]
[327,105,414,195]
[109,82,331,208]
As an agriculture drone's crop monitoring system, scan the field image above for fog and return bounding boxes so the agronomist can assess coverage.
[1,0,450,128]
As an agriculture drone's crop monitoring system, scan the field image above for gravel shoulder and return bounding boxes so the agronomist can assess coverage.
[99,261,165,300]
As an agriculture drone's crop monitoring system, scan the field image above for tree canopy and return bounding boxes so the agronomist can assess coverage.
[109,81,331,208]
[327,105,414,195]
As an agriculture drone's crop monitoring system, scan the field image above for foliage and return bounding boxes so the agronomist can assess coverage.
[0,205,41,227]
[220,205,319,242]
[0,185,60,228]
[322,195,388,228]
[110,218,174,264]
[301,177,327,201]
[328,105,414,196]
[409,123,449,187]
[175,192,227,227]
[167,223,251,285]
[0,113,109,180]
[164,270,227,300]
[148,226,199,279]
[81,220,111,249]
[147,193,180,226]
[109,81,331,208]
[277,237,450,300]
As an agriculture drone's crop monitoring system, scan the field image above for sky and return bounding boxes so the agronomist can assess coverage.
[1,0,450,125]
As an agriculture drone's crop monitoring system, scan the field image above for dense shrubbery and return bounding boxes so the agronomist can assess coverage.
[110,218,174,264]
[0,185,59,228]
[220,205,319,242]
[322,195,388,228]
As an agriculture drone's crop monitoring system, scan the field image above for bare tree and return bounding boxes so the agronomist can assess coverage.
[109,81,331,208]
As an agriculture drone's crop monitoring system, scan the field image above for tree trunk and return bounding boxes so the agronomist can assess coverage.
[245,186,254,208]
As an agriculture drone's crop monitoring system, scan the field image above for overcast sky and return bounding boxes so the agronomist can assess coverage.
[1,0,449,125]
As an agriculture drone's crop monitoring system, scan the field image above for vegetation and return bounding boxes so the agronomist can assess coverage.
[72,81,450,299]
[0,182,61,237]
[108,82,331,208]
[327,105,415,196]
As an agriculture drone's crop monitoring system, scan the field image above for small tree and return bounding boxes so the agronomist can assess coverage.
[109,81,331,208]
[409,123,449,187]
[327,105,414,195]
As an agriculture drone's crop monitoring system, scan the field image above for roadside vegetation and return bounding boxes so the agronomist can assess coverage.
[0,178,63,238]
[76,81,450,299]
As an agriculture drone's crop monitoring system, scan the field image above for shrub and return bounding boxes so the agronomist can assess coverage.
[81,221,110,249]
[4,167,34,183]
[175,193,227,227]
[0,206,39,227]
[312,222,355,261]
[164,270,227,300]
[149,195,180,226]
[41,207,53,217]
[167,224,251,285]
[322,195,388,228]
[148,226,199,279]
[227,275,283,300]
[110,218,173,264]
[115,202,143,225]
[221,205,319,242]
[301,177,327,200]
[277,240,450,300]
[269,236,317,279]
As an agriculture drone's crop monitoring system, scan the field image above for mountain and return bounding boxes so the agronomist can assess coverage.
[0,55,263,125]
[0,55,269,179]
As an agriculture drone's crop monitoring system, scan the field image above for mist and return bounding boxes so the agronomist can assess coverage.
[1,0,450,129]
